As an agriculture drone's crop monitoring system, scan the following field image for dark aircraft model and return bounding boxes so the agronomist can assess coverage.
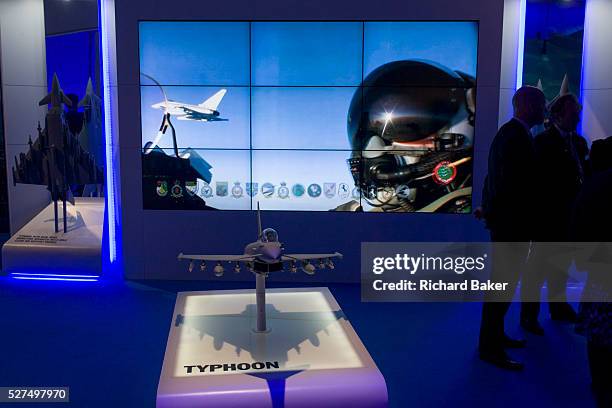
[177,203,342,332]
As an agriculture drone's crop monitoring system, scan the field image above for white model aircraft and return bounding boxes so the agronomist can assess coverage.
[177,204,342,333]
[178,203,342,277]
[151,89,228,122]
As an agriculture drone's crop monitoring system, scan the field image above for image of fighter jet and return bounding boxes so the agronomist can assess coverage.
[177,203,342,332]
[151,89,228,122]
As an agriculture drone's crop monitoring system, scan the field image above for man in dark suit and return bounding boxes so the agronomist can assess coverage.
[479,86,546,370]
[520,93,588,334]
[571,140,612,407]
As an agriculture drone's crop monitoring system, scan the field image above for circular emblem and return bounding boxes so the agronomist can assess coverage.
[292,184,305,197]
[433,161,457,185]
[171,181,183,198]
[278,182,289,199]
[201,182,213,198]
[262,182,275,198]
[231,182,243,198]
[307,183,322,198]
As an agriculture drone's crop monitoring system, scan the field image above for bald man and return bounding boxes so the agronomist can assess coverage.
[479,86,547,370]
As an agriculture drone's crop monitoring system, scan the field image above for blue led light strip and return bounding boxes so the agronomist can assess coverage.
[579,0,591,138]
[11,277,99,282]
[99,0,117,263]
[10,273,100,279]
[516,0,527,90]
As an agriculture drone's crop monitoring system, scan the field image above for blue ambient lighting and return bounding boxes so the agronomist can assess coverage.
[516,0,527,90]
[579,0,591,138]
[99,0,118,263]
[12,277,99,282]
[10,274,99,282]
[10,273,100,279]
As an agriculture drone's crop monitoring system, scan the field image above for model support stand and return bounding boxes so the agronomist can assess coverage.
[255,272,267,333]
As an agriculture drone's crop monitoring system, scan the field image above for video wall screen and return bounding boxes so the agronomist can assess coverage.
[139,21,478,212]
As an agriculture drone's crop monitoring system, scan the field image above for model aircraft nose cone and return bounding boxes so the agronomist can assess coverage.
[52,73,60,90]
[263,244,281,260]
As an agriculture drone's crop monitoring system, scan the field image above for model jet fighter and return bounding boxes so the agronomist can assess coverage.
[39,73,72,112]
[178,203,342,275]
[177,204,342,332]
[13,74,104,233]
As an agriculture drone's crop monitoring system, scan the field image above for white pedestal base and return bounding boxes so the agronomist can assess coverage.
[1,197,104,276]
[157,287,387,408]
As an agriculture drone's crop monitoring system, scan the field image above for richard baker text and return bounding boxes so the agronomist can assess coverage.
[361,242,509,302]
[372,279,508,292]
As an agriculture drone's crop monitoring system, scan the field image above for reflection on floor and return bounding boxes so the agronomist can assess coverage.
[0,278,595,408]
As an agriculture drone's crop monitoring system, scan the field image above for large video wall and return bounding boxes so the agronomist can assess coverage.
[139,21,478,212]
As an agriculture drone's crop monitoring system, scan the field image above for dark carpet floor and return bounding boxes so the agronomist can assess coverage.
[0,277,596,407]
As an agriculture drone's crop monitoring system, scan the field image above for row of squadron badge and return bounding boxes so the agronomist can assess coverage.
[156,180,364,199]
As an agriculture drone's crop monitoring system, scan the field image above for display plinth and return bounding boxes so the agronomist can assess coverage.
[157,287,387,408]
[1,197,104,276]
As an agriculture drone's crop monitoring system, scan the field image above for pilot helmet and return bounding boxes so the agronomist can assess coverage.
[346,60,476,212]
[261,228,278,242]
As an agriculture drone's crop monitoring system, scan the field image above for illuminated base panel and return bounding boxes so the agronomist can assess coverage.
[1,198,103,277]
[157,288,388,408]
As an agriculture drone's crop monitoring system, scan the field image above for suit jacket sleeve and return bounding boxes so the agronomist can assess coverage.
[484,121,535,232]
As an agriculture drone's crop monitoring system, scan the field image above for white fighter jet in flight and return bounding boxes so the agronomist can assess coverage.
[144,88,228,155]
[151,89,228,122]
[177,204,343,332]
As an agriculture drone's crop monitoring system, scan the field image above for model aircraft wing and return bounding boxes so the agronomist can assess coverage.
[281,252,343,262]
[61,92,72,107]
[38,93,52,106]
[199,89,226,111]
[178,253,257,262]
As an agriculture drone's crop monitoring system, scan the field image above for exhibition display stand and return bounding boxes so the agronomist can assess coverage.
[157,287,388,408]
[1,197,104,276]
